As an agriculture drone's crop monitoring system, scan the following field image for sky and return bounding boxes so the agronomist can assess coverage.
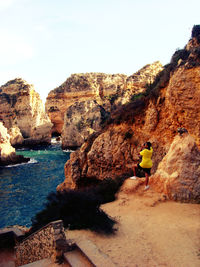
[0,0,199,102]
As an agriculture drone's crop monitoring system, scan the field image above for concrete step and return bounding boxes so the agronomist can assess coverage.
[0,226,25,249]
[0,249,15,267]
[0,259,15,267]
[64,249,94,267]
[68,239,116,267]
[20,258,51,267]
[20,258,70,267]
[0,227,24,238]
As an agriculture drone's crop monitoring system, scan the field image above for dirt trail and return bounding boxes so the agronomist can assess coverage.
[67,179,200,267]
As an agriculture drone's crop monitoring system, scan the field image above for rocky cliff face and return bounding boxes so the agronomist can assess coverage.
[0,122,29,166]
[45,72,127,135]
[57,26,200,200]
[46,62,163,148]
[61,100,110,148]
[151,133,200,203]
[0,78,52,146]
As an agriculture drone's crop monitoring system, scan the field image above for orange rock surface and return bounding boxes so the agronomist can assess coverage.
[57,30,200,203]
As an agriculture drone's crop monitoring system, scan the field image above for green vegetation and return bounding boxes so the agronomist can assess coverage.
[130,93,145,102]
[104,93,119,105]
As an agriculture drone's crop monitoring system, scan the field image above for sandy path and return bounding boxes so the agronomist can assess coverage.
[66,180,200,267]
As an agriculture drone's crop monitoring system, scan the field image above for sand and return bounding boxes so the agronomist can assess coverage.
[66,179,200,267]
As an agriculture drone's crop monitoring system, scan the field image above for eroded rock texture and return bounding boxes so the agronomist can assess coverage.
[0,122,29,166]
[46,62,163,148]
[57,27,200,197]
[151,134,200,203]
[0,78,52,146]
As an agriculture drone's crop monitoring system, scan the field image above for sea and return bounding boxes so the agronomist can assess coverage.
[0,140,71,229]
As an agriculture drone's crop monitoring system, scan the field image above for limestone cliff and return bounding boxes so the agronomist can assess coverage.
[0,122,29,166]
[0,78,52,146]
[46,62,163,148]
[45,73,127,135]
[61,100,110,148]
[57,26,200,199]
[150,133,200,203]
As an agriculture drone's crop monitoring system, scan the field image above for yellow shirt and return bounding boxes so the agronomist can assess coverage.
[139,147,153,168]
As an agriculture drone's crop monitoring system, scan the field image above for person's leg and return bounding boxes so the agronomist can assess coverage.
[144,171,150,190]
[145,172,149,186]
[130,164,137,179]
[133,164,137,176]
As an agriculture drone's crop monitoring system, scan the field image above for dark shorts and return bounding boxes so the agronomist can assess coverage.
[137,163,151,175]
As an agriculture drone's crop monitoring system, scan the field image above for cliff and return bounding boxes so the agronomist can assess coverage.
[57,26,200,202]
[46,72,127,135]
[0,122,29,166]
[0,78,52,147]
[150,133,200,203]
[46,62,163,148]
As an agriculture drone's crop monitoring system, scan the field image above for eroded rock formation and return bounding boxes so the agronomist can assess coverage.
[45,73,126,135]
[0,78,52,146]
[0,122,29,166]
[151,133,200,203]
[46,62,163,148]
[61,100,110,148]
[57,26,200,197]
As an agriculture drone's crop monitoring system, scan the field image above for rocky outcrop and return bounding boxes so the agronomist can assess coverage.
[150,133,200,203]
[46,62,163,148]
[0,78,52,146]
[121,61,163,105]
[57,26,200,194]
[61,100,109,148]
[0,122,29,166]
[8,126,24,146]
[57,126,135,190]
[45,72,127,135]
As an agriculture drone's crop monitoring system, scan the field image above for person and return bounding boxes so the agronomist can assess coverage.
[130,142,153,190]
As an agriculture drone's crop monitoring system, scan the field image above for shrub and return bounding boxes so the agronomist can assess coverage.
[30,177,124,235]
[192,25,200,41]
[124,130,134,140]
[170,49,189,66]
[130,93,145,102]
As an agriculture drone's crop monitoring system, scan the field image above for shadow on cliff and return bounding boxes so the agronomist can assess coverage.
[29,177,125,236]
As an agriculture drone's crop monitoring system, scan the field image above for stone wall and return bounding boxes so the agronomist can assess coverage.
[15,220,68,266]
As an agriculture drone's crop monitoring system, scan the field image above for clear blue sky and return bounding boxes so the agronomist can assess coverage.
[0,0,199,102]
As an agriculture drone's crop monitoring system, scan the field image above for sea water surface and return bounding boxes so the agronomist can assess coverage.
[0,142,71,229]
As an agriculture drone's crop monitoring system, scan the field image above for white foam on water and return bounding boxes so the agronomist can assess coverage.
[51,138,61,145]
[5,158,38,168]
[63,149,74,153]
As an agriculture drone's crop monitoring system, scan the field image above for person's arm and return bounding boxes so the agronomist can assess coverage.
[140,149,145,156]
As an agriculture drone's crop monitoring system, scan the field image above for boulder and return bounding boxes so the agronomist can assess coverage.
[8,126,24,146]
[150,133,200,203]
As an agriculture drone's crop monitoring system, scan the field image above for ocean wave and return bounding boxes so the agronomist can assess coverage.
[63,149,74,153]
[5,158,38,168]
[51,138,61,144]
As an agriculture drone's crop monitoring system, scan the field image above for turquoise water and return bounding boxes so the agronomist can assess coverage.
[0,144,70,229]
